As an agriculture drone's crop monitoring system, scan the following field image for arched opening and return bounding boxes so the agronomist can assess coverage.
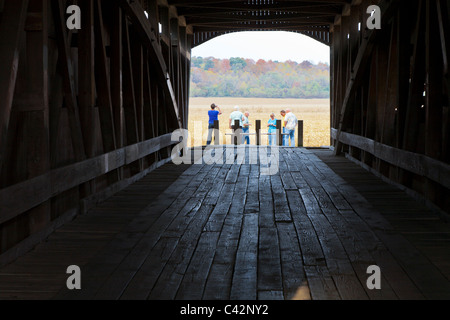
[187,31,331,147]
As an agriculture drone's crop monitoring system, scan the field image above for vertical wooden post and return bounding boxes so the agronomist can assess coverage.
[111,2,124,152]
[78,0,95,159]
[234,119,240,145]
[424,0,443,203]
[402,1,426,153]
[437,0,450,75]
[122,16,139,147]
[51,0,86,161]
[425,0,443,159]
[277,119,282,146]
[170,18,180,114]
[130,30,145,144]
[214,120,219,145]
[396,2,412,150]
[93,0,117,154]
[436,0,450,163]
[298,120,304,147]
[0,0,29,170]
[256,120,261,146]
[159,6,171,76]
[25,0,51,234]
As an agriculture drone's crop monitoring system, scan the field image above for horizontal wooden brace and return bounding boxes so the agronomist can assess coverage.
[0,134,178,225]
[331,129,450,191]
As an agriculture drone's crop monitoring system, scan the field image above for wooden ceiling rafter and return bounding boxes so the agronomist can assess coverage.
[167,0,352,46]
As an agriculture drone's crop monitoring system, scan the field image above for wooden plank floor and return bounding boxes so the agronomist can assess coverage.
[1,147,450,300]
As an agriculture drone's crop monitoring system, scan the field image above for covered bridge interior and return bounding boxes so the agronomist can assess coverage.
[1,0,450,300]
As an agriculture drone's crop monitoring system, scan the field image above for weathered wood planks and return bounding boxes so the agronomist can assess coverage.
[1,147,450,300]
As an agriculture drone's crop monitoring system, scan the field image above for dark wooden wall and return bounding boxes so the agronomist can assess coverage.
[331,0,450,216]
[0,0,191,263]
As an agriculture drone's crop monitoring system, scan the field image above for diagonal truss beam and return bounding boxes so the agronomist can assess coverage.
[333,0,400,156]
[120,0,183,130]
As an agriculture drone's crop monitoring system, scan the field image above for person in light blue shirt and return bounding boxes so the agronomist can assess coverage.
[267,113,277,146]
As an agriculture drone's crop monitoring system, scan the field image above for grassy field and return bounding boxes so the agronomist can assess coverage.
[187,97,330,147]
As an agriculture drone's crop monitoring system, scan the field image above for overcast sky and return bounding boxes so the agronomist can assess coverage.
[191,31,330,64]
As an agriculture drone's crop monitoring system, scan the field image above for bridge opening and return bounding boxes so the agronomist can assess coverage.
[186,31,331,148]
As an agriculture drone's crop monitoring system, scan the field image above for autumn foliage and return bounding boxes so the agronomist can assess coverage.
[190,57,330,99]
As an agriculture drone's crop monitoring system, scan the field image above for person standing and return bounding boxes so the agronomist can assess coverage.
[229,106,245,129]
[229,106,245,145]
[280,110,287,146]
[206,103,222,145]
[267,113,277,146]
[242,111,251,145]
[284,109,298,147]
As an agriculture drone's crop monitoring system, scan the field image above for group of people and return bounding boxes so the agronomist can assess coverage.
[268,109,298,147]
[206,104,298,147]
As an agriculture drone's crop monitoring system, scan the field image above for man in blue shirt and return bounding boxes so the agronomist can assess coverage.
[207,103,222,145]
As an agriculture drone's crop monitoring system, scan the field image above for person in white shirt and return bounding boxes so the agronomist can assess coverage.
[229,106,245,145]
[284,109,298,147]
[229,106,245,130]
[242,111,251,145]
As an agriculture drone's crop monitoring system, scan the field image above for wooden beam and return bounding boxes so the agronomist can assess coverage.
[402,1,426,153]
[51,0,86,161]
[176,1,347,15]
[186,12,336,25]
[396,3,413,149]
[130,28,145,143]
[180,5,342,17]
[0,0,29,170]
[334,0,400,155]
[0,134,177,225]
[171,17,181,125]
[331,129,450,191]
[425,0,443,159]
[122,15,140,147]
[437,0,450,75]
[13,0,52,236]
[111,3,124,150]
[94,0,117,153]
[78,0,96,158]
[120,0,183,129]
[143,53,157,141]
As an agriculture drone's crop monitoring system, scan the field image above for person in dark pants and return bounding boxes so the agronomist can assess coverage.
[207,103,222,145]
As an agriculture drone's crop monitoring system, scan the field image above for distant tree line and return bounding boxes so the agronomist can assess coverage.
[190,57,330,99]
